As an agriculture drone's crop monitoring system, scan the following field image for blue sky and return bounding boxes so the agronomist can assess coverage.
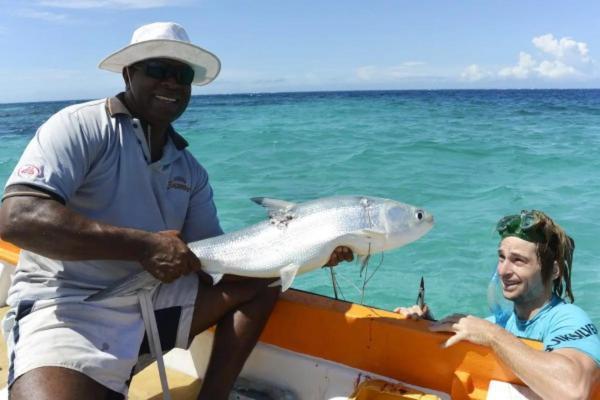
[1,0,600,103]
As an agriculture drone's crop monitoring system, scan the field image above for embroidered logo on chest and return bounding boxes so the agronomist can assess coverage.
[167,176,191,192]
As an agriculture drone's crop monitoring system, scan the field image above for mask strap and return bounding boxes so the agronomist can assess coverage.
[147,125,152,160]
[126,67,135,97]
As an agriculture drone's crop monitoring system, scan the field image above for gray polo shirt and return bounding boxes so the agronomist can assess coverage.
[5,95,223,302]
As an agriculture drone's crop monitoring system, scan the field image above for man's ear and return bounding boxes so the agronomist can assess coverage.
[552,261,560,280]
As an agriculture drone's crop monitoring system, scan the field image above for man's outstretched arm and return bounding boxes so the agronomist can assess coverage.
[431,314,598,400]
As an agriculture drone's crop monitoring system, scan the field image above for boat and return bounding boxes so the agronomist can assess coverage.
[0,239,597,399]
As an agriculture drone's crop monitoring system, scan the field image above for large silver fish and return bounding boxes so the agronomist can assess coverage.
[86,195,434,301]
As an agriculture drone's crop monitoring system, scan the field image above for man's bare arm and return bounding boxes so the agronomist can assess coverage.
[432,315,598,400]
[489,328,598,400]
[0,184,200,282]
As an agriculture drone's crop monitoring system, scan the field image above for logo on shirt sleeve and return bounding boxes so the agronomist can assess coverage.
[17,164,44,180]
[547,323,598,350]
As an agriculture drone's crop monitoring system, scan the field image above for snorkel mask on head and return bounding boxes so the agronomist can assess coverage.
[495,210,546,243]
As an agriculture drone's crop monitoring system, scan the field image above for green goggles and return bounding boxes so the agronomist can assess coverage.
[496,210,546,243]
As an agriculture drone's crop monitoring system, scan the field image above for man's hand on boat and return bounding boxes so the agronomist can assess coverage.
[394,306,502,348]
[430,314,500,348]
[394,304,435,321]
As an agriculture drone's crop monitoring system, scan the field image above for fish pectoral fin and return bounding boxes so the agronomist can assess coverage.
[251,197,296,213]
[209,273,224,285]
[278,263,301,292]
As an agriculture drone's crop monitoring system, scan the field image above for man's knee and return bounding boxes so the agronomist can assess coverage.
[10,366,123,400]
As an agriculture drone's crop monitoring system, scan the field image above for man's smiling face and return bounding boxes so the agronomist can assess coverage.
[497,236,548,306]
[125,58,192,126]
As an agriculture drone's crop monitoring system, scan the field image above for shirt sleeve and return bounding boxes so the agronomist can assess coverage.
[180,155,223,243]
[544,304,600,365]
[5,106,101,203]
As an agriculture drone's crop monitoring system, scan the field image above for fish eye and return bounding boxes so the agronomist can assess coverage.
[415,210,424,220]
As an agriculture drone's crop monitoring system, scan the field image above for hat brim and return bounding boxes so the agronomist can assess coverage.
[98,39,221,86]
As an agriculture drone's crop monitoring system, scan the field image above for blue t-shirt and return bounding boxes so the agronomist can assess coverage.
[488,295,600,365]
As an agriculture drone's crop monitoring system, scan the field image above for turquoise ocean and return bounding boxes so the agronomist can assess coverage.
[1,90,598,326]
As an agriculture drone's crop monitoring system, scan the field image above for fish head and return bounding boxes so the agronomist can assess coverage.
[371,199,434,250]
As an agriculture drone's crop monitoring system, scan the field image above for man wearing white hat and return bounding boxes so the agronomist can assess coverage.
[0,22,352,399]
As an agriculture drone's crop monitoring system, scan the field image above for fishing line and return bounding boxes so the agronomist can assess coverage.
[364,252,384,286]
[333,268,362,297]
[360,249,384,304]
[327,266,347,300]
[329,266,339,300]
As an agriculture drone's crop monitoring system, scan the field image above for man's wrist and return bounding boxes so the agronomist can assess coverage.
[487,322,508,348]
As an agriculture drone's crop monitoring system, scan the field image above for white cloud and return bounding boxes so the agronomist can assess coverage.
[536,60,578,78]
[15,8,67,22]
[39,0,186,9]
[460,64,489,81]
[498,52,537,79]
[464,33,594,83]
[532,34,589,61]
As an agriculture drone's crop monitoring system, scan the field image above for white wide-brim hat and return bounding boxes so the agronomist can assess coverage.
[99,22,221,86]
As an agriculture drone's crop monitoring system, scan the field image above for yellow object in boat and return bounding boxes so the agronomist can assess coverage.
[350,379,441,400]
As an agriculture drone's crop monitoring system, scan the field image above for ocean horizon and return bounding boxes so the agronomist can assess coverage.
[3,87,600,106]
[1,89,598,327]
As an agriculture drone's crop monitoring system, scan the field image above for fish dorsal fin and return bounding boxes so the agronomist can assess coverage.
[251,197,296,213]
[252,197,297,226]
[273,263,301,292]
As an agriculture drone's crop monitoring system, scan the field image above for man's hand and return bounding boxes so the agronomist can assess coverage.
[394,304,434,321]
[430,314,501,348]
[139,230,203,283]
[325,246,354,266]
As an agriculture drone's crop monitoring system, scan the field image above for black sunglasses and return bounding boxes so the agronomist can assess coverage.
[133,60,195,85]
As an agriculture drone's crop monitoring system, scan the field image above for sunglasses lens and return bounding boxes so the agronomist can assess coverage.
[178,66,195,85]
[141,61,195,85]
[144,63,168,80]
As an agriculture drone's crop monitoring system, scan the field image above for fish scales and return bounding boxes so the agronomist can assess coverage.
[192,199,370,277]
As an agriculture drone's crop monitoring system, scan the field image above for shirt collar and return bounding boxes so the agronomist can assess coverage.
[515,294,563,326]
[106,94,189,151]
